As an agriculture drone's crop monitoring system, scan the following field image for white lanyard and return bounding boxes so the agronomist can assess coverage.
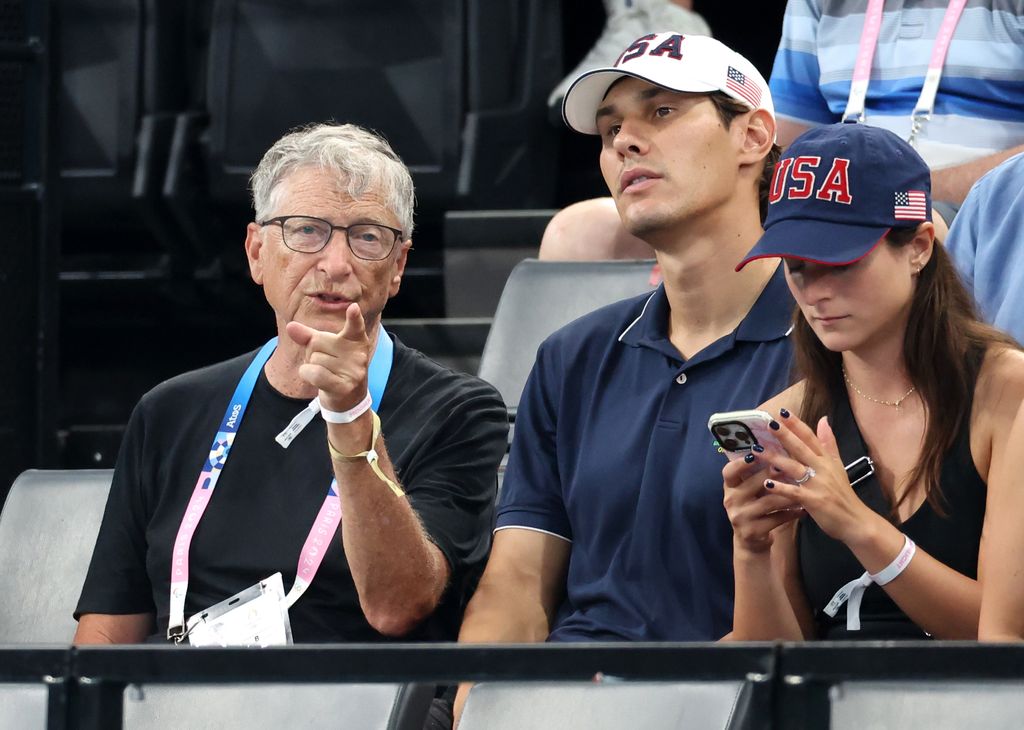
[841,0,968,146]
[167,329,393,640]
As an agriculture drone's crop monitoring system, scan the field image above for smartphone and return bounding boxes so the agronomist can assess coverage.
[707,409,790,462]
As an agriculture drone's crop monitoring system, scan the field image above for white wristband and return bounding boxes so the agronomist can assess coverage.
[870,534,916,585]
[319,392,373,424]
[823,534,916,631]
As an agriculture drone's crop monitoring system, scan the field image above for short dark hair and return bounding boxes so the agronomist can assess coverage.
[707,92,781,224]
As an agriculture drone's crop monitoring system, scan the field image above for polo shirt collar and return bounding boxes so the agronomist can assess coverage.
[618,285,669,351]
[618,263,792,353]
[734,263,793,342]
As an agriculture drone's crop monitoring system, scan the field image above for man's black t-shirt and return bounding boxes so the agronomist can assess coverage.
[75,335,508,642]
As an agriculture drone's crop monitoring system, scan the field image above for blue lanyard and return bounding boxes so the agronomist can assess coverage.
[168,327,394,638]
[367,325,393,410]
[219,339,277,439]
[208,326,392,469]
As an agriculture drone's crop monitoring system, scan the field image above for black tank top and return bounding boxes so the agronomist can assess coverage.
[797,371,987,639]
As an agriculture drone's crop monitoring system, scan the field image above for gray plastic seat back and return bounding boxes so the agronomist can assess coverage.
[0,684,48,729]
[477,259,656,409]
[830,680,1024,730]
[123,682,432,730]
[459,680,747,730]
[0,469,113,643]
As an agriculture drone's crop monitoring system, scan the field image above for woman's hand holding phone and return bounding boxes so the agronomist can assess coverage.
[722,450,804,555]
[712,409,803,554]
[751,409,885,549]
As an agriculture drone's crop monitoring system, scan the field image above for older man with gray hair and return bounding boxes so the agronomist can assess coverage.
[74,123,508,646]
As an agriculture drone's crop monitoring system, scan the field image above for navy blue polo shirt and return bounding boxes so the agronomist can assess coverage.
[496,265,794,642]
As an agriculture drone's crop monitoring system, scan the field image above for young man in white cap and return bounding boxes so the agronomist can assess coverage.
[455,32,792,723]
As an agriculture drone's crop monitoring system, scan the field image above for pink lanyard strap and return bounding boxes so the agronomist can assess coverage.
[842,0,886,124]
[841,0,968,144]
[284,484,342,609]
[167,341,340,640]
[168,339,277,639]
[167,328,394,640]
[914,0,968,116]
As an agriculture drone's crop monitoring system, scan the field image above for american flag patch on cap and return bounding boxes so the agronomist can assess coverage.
[893,190,927,220]
[726,66,761,109]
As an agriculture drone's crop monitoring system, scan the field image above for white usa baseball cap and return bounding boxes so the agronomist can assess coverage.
[562,32,775,135]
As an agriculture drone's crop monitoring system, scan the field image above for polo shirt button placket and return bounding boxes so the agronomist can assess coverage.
[675,373,687,385]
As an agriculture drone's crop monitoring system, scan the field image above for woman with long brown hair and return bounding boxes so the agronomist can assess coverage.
[722,123,1024,640]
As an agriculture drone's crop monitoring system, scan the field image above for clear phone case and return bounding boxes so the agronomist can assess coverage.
[707,409,789,462]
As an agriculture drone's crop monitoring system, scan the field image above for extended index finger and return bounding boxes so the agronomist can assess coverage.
[339,302,368,343]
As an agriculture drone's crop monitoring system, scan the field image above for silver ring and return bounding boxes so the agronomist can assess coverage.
[793,467,816,485]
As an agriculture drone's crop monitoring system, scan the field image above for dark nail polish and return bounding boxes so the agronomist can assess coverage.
[769,420,780,430]
[765,480,775,489]
[752,444,765,453]
[744,453,756,464]
[780,408,791,419]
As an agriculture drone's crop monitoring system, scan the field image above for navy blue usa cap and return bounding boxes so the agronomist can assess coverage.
[737,123,931,271]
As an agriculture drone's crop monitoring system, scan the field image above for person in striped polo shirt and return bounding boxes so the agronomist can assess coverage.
[769,0,1024,227]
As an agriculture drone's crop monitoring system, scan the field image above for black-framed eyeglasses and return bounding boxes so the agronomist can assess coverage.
[259,215,403,260]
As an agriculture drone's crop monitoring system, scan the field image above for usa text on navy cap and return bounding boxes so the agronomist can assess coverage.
[737,124,932,271]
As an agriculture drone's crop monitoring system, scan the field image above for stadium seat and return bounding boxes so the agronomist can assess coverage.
[0,684,49,729]
[459,680,753,730]
[777,643,1024,729]
[828,681,1024,729]
[0,470,113,642]
[201,0,461,207]
[121,682,434,730]
[477,259,656,410]
[166,0,562,257]
[57,0,192,262]
[442,209,556,318]
[0,650,68,729]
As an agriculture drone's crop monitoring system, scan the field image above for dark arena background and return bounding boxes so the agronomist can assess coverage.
[2,2,1022,729]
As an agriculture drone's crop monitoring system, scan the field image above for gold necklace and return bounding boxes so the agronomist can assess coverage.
[842,366,916,411]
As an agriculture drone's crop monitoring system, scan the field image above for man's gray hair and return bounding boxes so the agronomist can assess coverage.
[250,123,415,237]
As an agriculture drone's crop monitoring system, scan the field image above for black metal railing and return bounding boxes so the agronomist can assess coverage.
[3,642,1024,730]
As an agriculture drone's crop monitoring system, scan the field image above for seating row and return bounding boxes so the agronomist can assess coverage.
[478,258,658,409]
[4,643,1024,729]
[56,0,563,268]
[4,464,1024,729]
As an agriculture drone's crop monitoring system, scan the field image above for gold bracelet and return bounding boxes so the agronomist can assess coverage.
[328,410,405,498]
